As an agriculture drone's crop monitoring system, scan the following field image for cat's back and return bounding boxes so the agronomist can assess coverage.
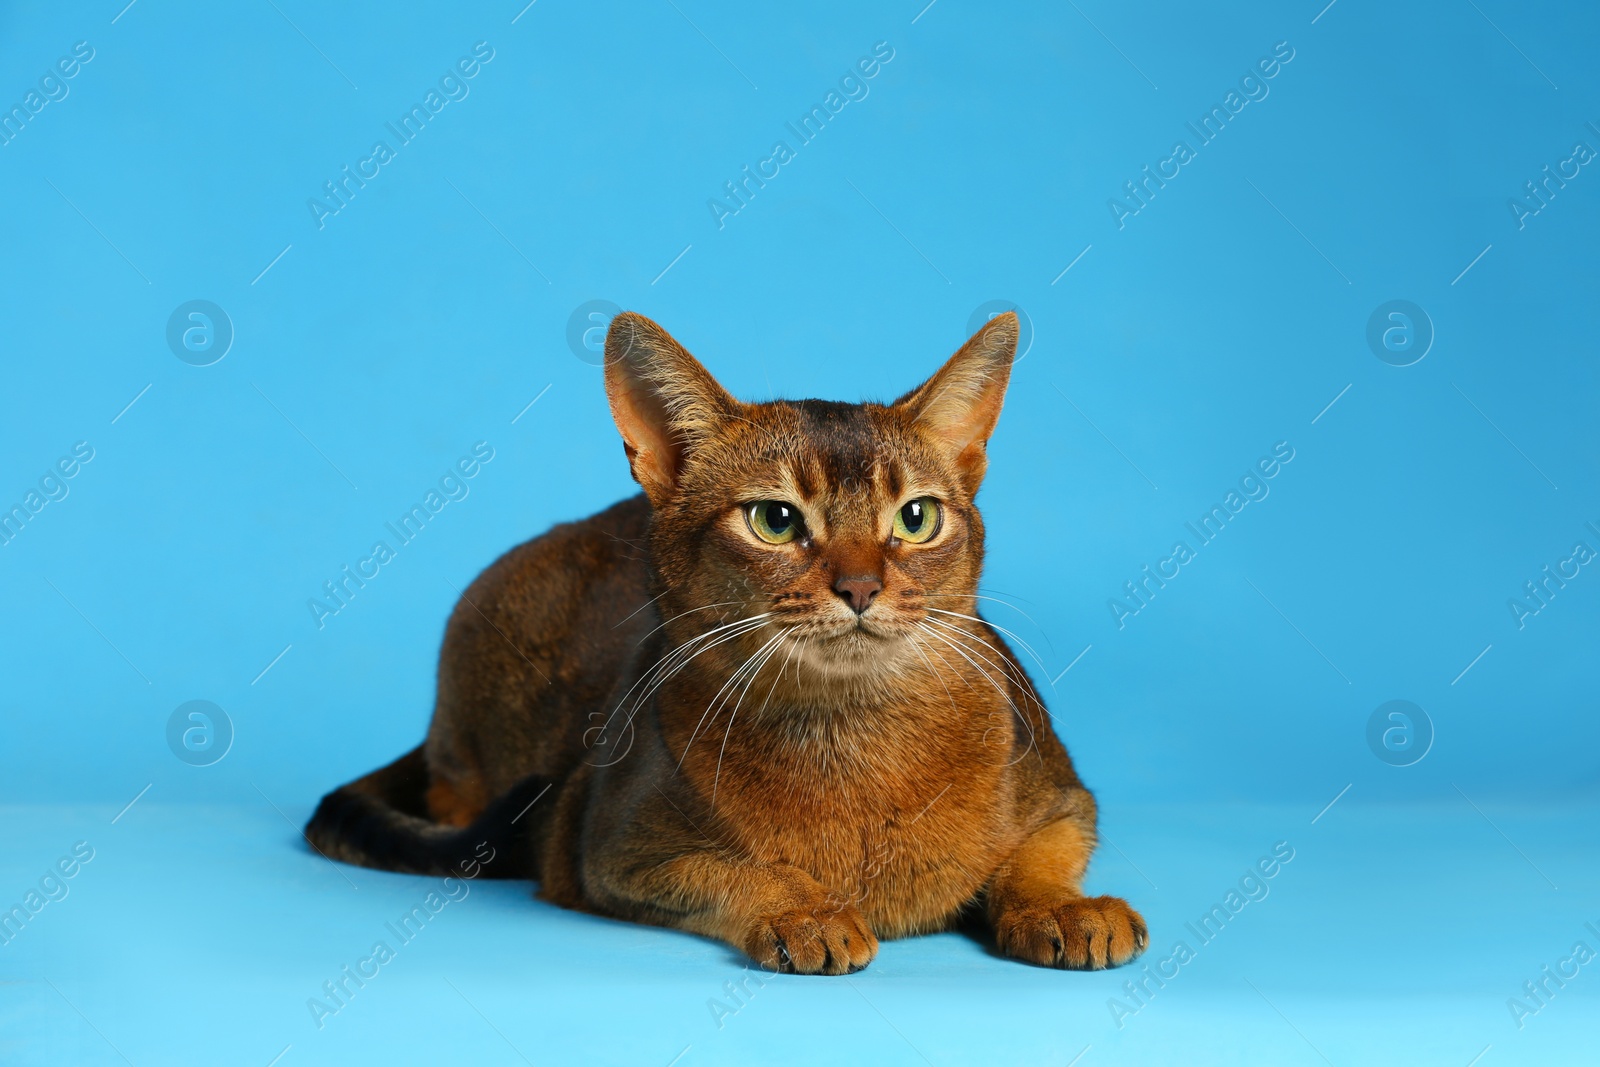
[427,493,658,811]
[464,492,655,635]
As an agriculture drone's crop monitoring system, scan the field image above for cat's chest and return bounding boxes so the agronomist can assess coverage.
[717,753,1017,934]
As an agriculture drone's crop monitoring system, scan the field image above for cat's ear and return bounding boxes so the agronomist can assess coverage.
[603,312,738,502]
[896,311,1018,492]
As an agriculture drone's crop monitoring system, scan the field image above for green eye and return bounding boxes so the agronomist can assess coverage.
[747,501,802,545]
[893,498,941,544]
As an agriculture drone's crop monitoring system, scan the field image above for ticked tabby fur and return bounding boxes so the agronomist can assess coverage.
[306,312,1147,974]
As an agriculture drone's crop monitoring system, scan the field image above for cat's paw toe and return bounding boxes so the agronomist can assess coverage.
[995,894,1147,970]
[744,900,879,976]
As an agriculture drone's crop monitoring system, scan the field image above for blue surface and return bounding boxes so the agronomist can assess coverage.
[1,0,1596,1063]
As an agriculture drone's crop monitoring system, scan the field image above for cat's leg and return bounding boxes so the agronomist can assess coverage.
[549,776,878,974]
[609,851,880,975]
[986,815,1147,970]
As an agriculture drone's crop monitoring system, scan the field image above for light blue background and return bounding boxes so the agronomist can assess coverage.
[1,1,1595,1064]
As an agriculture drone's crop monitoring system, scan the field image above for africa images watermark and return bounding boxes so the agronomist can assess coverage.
[0,441,95,549]
[1506,520,1599,630]
[1,40,95,148]
[0,840,96,947]
[1109,441,1296,629]
[1109,840,1296,1029]
[1507,121,1599,230]
[707,41,896,230]
[307,442,495,629]
[306,841,497,1029]
[307,42,496,230]
[1506,921,1600,1030]
[1107,40,1296,230]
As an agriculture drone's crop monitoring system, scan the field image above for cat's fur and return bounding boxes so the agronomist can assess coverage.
[305,311,1146,973]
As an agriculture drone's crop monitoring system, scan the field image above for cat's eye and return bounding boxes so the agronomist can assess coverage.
[747,501,802,545]
[893,498,941,544]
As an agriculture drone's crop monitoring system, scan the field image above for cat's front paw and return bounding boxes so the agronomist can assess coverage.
[994,894,1147,970]
[743,899,879,975]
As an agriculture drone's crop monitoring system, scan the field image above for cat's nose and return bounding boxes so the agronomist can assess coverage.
[833,575,882,614]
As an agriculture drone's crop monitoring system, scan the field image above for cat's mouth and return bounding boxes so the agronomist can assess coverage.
[813,613,905,643]
[763,600,919,650]
[779,617,909,675]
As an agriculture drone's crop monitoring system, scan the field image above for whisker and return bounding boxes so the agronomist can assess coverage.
[628,616,772,731]
[924,607,1051,676]
[978,584,1040,608]
[919,623,1019,717]
[599,613,771,740]
[609,615,765,729]
[919,623,1039,767]
[678,628,787,771]
[917,593,1054,651]
[611,589,668,630]
[923,615,1043,701]
[922,620,1034,711]
[634,600,745,646]
[915,630,976,693]
[924,607,1052,680]
[609,618,757,730]
[711,632,791,810]
[905,631,959,714]
[922,620,1054,753]
[767,632,801,707]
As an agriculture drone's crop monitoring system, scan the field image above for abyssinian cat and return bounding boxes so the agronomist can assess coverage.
[306,311,1146,974]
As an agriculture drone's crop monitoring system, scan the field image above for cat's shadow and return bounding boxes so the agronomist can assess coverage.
[287,833,1020,973]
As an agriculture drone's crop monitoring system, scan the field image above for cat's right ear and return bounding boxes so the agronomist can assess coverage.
[896,311,1018,495]
[603,312,738,503]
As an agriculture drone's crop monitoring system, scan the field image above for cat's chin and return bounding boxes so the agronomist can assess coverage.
[791,619,913,666]
[804,617,902,644]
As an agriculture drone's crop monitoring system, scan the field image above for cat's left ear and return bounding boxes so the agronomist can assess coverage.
[896,312,1018,493]
[603,312,739,503]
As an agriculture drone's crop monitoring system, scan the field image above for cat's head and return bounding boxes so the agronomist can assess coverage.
[603,311,1016,676]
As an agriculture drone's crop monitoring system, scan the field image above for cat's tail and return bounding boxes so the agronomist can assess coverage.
[302,745,551,879]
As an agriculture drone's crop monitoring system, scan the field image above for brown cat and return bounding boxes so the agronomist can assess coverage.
[305,311,1146,974]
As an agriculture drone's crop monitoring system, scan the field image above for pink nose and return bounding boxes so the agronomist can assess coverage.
[833,575,882,614]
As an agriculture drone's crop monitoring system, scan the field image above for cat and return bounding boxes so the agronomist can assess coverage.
[305,311,1147,974]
